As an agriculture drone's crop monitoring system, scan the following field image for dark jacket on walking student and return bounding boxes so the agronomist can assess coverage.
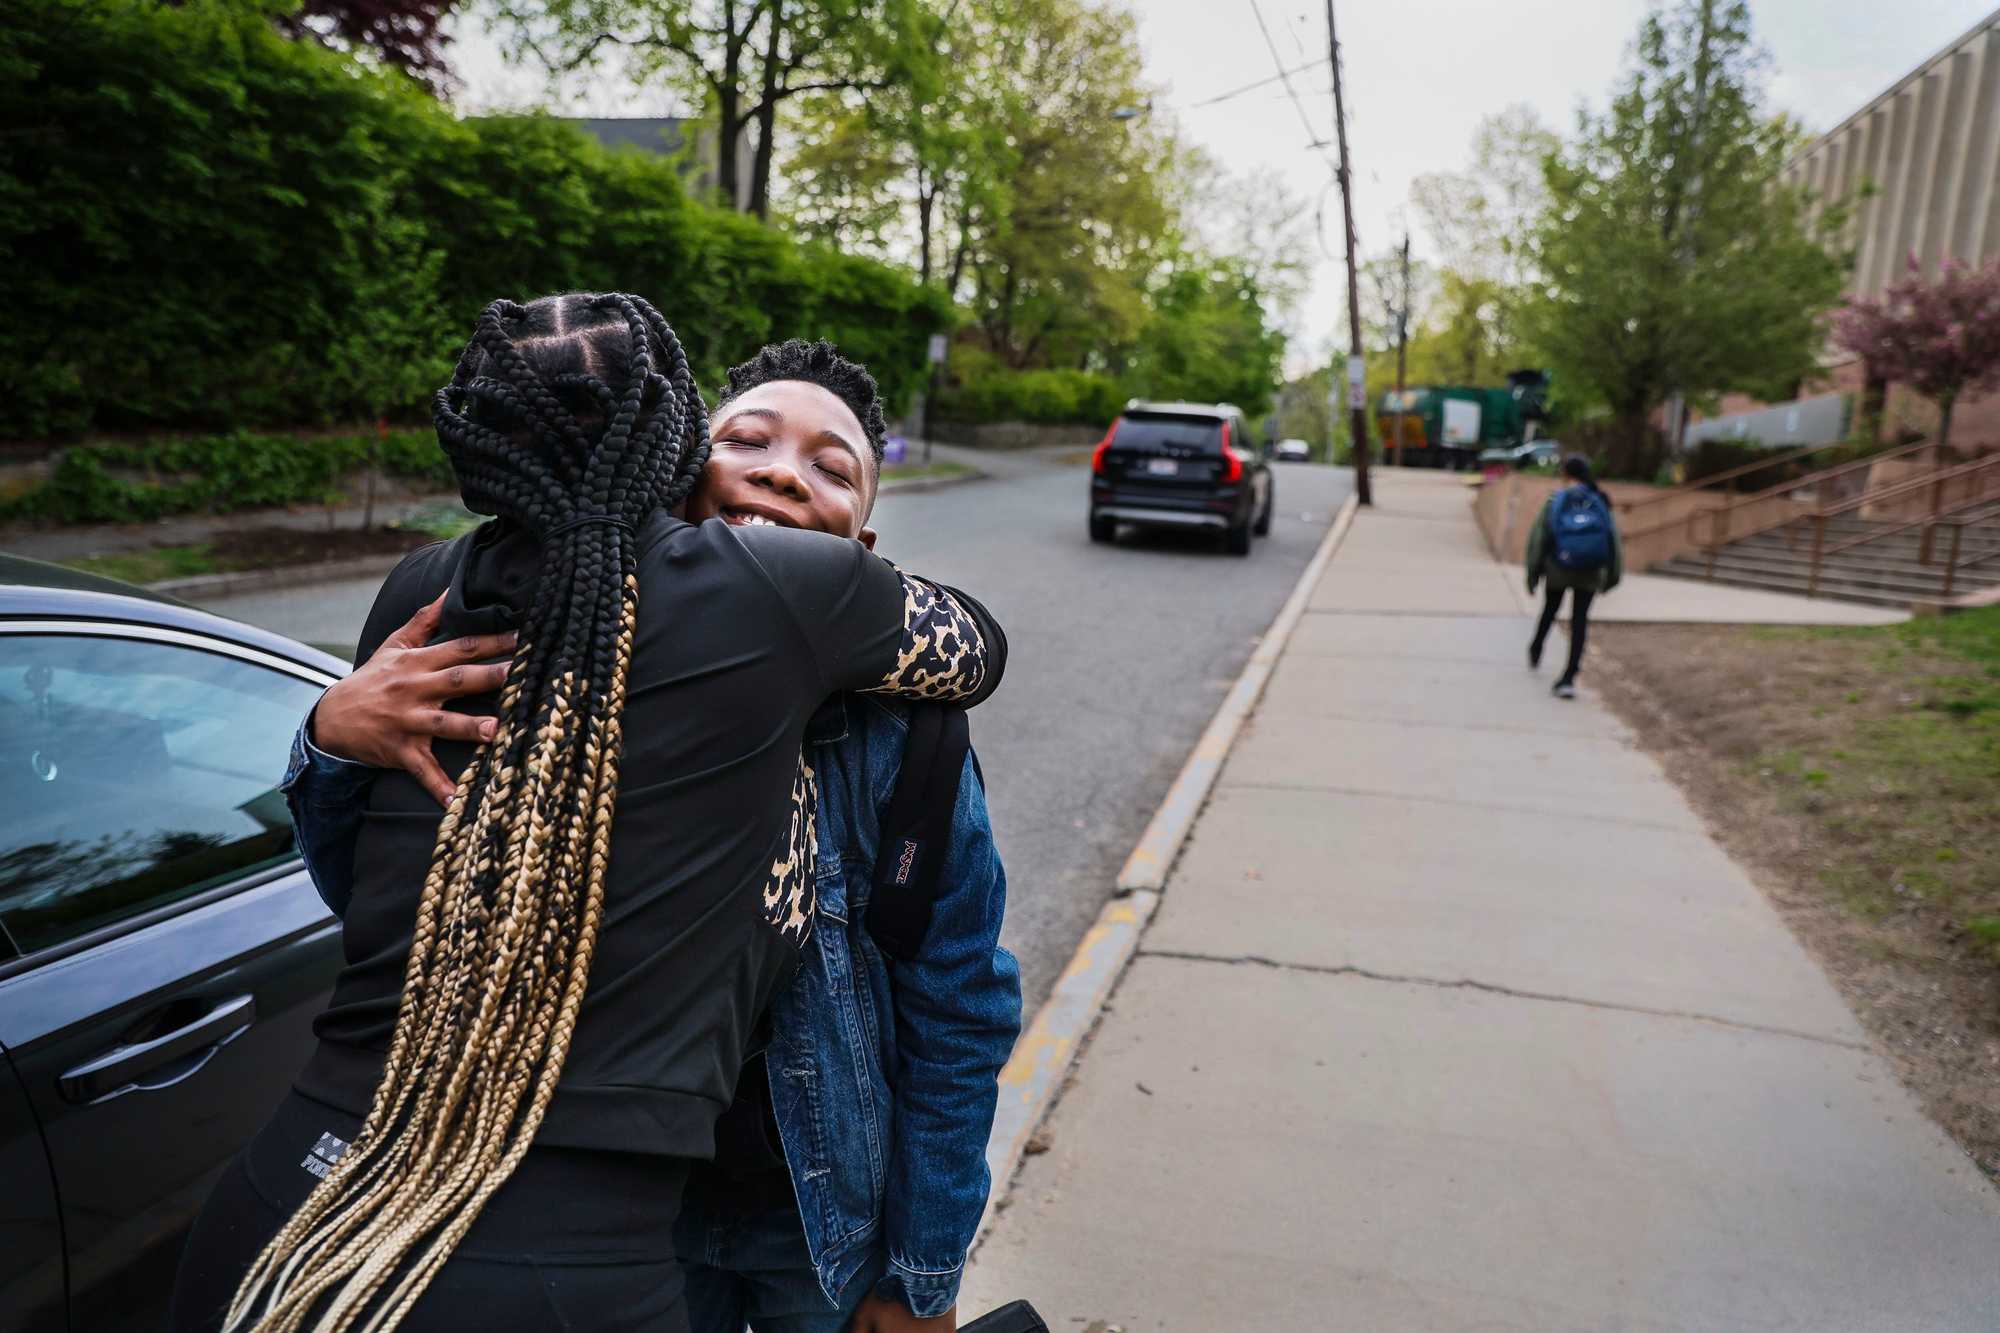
[1525,455,1622,696]
[168,297,1006,1333]
[1524,462,1624,595]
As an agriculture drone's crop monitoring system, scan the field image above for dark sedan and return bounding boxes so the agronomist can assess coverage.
[0,555,344,1333]
[1088,401,1274,555]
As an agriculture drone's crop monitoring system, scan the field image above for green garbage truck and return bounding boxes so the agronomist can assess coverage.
[1376,369,1552,470]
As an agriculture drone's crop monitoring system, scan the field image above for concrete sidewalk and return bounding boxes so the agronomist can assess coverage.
[962,470,2000,1331]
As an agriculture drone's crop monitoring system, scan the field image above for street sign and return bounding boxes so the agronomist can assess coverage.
[927,334,949,365]
[1348,383,1367,410]
[1346,355,1366,388]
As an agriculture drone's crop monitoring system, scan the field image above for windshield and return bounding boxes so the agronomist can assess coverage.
[1116,414,1225,453]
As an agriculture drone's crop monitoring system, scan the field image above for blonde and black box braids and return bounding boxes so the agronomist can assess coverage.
[224,294,709,1333]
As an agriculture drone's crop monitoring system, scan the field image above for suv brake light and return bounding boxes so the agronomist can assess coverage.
[1218,421,1243,483]
[1091,420,1120,474]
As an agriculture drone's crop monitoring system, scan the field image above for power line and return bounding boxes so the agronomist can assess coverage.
[1247,0,1333,155]
[1182,54,1332,109]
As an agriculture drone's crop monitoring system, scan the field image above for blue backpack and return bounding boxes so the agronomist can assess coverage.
[1547,487,1612,572]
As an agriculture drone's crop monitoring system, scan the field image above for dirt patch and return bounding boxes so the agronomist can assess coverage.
[1591,616,2000,1179]
[206,525,436,567]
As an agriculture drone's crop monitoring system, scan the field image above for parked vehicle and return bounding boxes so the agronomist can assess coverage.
[1477,439,1560,471]
[1273,437,1313,463]
[1088,401,1274,555]
[0,555,344,1333]
[1378,369,1552,470]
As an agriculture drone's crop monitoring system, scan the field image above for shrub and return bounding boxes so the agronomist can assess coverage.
[0,1,945,440]
[935,369,1126,427]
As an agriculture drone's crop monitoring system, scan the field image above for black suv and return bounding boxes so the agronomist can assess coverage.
[0,555,346,1333]
[1088,401,1274,554]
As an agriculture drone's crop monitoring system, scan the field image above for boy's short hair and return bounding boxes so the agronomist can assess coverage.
[718,339,888,464]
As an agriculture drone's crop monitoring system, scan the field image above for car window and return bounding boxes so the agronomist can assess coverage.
[1117,414,1224,453]
[0,633,322,955]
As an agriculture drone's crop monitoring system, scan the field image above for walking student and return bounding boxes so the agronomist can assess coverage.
[168,298,1007,1333]
[1525,454,1622,699]
[276,339,1020,1332]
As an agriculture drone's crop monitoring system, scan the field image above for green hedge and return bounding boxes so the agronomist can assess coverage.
[2,430,452,523]
[0,0,949,442]
[934,369,1127,428]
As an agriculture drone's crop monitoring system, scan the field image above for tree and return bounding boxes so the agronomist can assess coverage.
[1833,256,2000,450]
[494,0,921,217]
[781,0,1009,287]
[1123,255,1284,414]
[1411,105,1557,292]
[322,184,454,527]
[1518,0,1847,447]
[1408,105,1555,377]
[277,0,463,90]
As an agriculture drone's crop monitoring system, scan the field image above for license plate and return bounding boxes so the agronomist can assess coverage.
[1145,457,1180,477]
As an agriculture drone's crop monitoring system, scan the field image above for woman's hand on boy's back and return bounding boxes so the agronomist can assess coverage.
[312,593,514,805]
[850,1294,954,1333]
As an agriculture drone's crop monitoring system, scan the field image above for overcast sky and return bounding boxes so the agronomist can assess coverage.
[445,1,1998,368]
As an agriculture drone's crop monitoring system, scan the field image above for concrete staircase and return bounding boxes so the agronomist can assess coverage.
[1650,512,2000,608]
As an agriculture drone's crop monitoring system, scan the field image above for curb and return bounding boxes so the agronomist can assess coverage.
[875,466,988,498]
[149,553,409,600]
[975,491,1363,1243]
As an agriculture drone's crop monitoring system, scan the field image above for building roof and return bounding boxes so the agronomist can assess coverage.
[560,118,697,156]
[1787,6,2000,168]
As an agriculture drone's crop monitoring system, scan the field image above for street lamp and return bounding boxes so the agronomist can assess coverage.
[1109,100,1152,121]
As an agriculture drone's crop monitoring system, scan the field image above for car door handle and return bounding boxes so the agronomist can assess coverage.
[58,994,257,1105]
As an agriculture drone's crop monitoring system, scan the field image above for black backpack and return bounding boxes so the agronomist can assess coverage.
[864,702,971,962]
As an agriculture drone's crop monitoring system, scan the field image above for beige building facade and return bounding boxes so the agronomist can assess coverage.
[1772,9,2000,443]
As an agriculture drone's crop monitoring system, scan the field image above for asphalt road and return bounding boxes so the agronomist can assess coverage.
[197,452,1354,1011]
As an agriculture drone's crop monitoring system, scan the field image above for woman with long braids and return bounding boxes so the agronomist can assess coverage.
[168,294,1004,1333]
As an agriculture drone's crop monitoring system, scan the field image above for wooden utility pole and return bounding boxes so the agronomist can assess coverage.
[1326,0,1371,505]
[1392,231,1410,468]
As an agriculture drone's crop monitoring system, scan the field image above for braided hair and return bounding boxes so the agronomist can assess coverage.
[224,293,709,1333]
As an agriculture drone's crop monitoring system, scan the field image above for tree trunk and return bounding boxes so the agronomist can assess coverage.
[917,166,936,287]
[946,217,970,295]
[1860,363,1887,443]
[748,2,784,220]
[716,0,745,209]
[1936,391,1956,454]
[716,91,743,209]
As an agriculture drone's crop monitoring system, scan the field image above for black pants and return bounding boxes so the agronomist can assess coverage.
[170,1091,693,1333]
[1532,583,1595,684]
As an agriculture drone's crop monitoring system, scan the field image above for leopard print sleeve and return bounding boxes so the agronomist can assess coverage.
[866,570,995,702]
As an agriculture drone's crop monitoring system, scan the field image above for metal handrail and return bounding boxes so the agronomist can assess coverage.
[1922,498,2000,598]
[1687,439,1952,558]
[1786,454,2000,597]
[1619,439,1846,522]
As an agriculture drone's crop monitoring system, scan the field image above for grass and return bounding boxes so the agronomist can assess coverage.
[880,460,974,484]
[1754,611,2000,942]
[67,545,223,585]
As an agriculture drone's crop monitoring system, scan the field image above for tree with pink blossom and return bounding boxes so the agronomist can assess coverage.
[1832,255,2000,450]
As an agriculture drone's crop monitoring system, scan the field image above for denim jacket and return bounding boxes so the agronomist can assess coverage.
[280,694,1021,1317]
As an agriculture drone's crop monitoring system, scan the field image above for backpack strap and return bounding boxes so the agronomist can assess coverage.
[866,703,971,963]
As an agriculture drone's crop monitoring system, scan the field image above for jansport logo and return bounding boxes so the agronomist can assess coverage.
[893,838,920,885]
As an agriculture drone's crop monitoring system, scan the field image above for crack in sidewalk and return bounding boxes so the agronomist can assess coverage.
[1133,948,1870,1051]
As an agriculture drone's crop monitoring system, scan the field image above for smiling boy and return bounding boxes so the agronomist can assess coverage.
[284,340,1020,1332]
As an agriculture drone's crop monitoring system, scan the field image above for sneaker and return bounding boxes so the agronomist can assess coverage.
[1552,680,1576,700]
[1528,640,1543,669]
